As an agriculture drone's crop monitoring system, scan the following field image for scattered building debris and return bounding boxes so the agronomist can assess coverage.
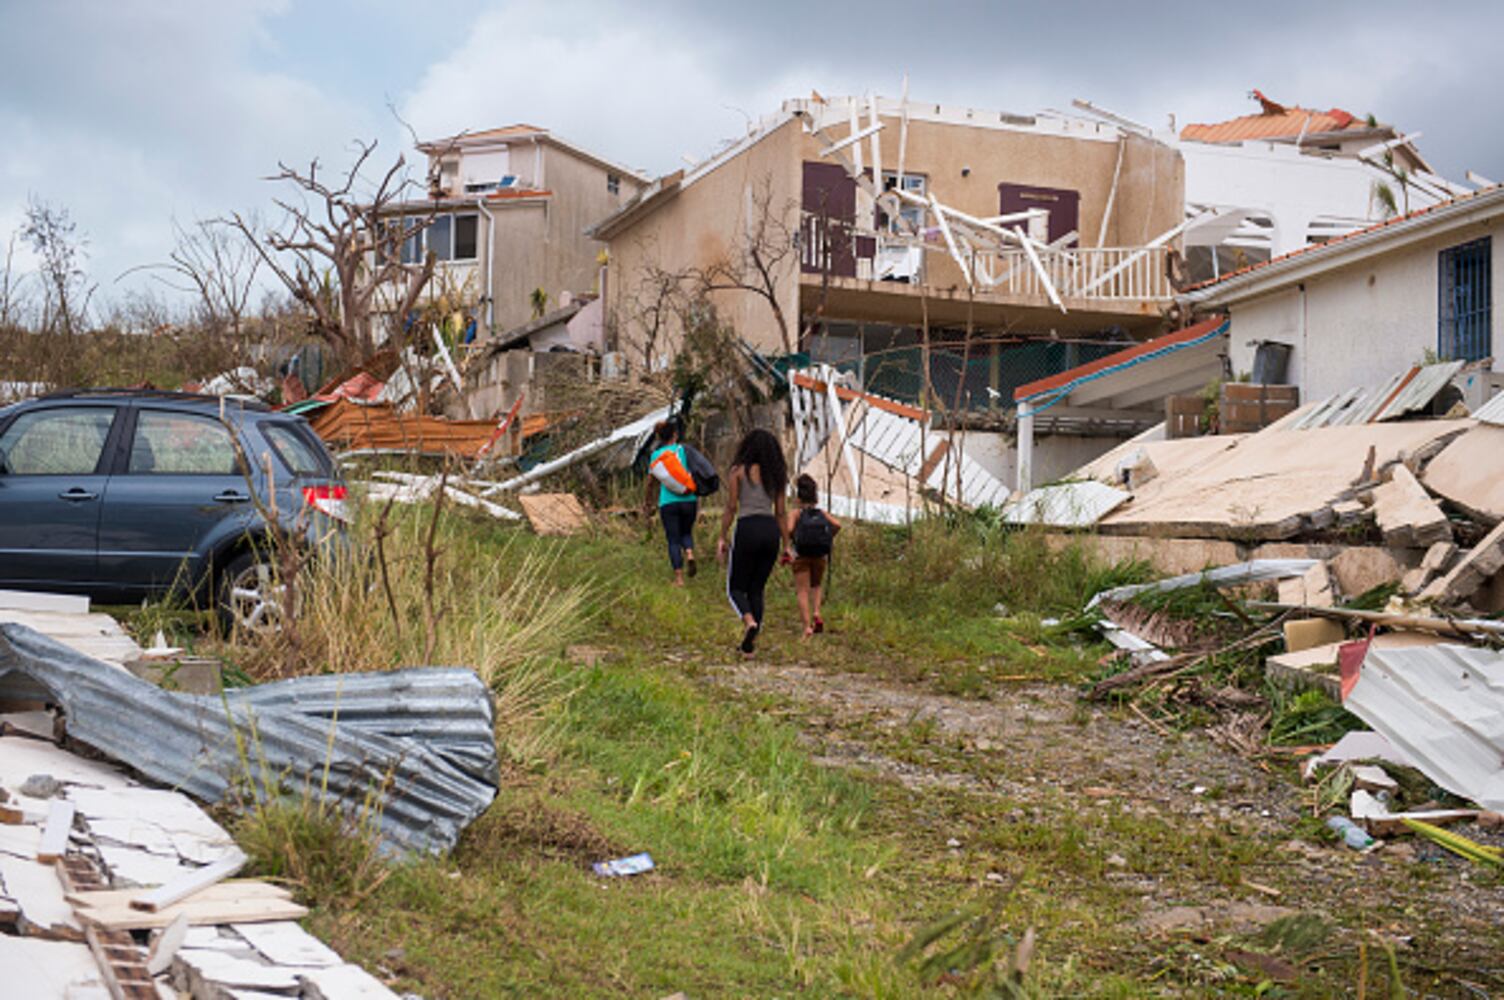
[0,689,405,998]
[518,493,591,536]
[788,366,1010,524]
[1341,642,1504,811]
[0,624,500,855]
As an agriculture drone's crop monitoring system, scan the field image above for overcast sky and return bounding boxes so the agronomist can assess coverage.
[2,0,1500,312]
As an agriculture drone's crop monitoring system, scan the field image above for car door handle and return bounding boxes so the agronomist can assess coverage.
[58,488,98,502]
[213,490,252,503]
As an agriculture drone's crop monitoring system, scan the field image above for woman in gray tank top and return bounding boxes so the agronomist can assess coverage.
[717,429,789,655]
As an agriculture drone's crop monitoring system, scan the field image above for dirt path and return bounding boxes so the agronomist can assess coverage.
[704,661,1504,995]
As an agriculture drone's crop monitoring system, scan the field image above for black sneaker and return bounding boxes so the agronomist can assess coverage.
[686,555,697,578]
[740,624,760,655]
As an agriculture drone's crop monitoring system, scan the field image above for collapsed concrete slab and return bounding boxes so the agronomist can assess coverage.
[1370,465,1452,549]
[1421,424,1504,524]
[1095,420,1470,541]
[0,624,498,855]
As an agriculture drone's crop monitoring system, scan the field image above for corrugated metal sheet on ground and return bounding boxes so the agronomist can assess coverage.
[1002,481,1130,527]
[1087,559,1318,610]
[0,625,498,854]
[308,399,499,457]
[1344,642,1504,811]
[1472,390,1504,426]
[1291,361,1464,430]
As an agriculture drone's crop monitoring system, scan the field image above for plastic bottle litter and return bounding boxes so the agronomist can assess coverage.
[1326,816,1376,851]
[592,852,655,877]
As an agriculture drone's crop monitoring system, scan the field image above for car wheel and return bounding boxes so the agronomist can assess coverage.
[218,552,284,634]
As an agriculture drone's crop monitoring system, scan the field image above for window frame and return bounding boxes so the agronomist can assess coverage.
[0,405,120,476]
[453,213,479,261]
[1438,236,1492,362]
[124,408,242,477]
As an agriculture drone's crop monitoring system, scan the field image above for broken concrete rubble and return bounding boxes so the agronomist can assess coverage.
[1370,464,1452,549]
[0,624,499,855]
[1418,518,1504,606]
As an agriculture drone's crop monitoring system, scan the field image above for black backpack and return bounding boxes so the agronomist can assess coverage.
[683,444,720,497]
[793,508,835,557]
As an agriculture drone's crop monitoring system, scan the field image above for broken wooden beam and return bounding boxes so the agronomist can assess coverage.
[130,848,247,912]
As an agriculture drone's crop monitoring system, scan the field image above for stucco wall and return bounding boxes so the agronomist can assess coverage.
[1224,219,1504,400]
[605,118,803,365]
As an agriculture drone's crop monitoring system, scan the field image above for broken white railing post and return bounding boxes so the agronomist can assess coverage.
[824,368,864,500]
[1016,399,1035,495]
[1075,210,1216,296]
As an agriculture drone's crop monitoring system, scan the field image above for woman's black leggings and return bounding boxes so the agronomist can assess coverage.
[727,514,780,625]
[659,500,698,570]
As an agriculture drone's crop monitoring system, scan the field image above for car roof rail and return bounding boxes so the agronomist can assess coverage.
[37,388,271,411]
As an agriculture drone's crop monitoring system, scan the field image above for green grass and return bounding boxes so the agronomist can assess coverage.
[174,508,1500,998]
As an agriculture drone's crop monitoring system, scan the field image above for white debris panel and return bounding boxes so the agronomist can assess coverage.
[1001,480,1131,527]
[0,623,499,855]
[1343,642,1504,810]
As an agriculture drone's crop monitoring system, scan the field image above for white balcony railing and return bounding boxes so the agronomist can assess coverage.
[799,212,1174,304]
[973,244,1174,302]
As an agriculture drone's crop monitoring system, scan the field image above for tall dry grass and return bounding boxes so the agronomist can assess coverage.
[233,493,594,764]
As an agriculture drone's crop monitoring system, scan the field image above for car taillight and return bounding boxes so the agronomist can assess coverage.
[301,484,350,523]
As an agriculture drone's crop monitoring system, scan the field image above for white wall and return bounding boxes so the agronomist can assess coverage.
[963,430,1125,491]
[1179,140,1450,257]
[1225,220,1504,400]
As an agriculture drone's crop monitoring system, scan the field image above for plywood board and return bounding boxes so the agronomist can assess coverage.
[71,881,304,931]
[517,493,590,536]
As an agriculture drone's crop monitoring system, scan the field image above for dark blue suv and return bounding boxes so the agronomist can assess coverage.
[0,390,347,630]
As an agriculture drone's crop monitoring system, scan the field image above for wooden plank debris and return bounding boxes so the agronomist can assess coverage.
[1371,465,1452,549]
[131,848,247,912]
[518,492,591,536]
[37,798,76,863]
[85,924,159,1000]
[70,881,305,931]
[146,913,190,976]
[0,609,142,668]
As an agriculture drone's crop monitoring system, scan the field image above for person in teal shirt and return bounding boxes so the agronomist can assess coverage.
[642,420,698,586]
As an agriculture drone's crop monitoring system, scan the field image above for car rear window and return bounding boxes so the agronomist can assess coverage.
[262,422,335,477]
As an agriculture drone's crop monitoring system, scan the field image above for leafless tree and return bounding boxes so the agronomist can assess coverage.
[229,139,439,366]
[0,230,25,330]
[130,218,263,350]
[617,259,689,373]
[693,176,798,355]
[22,197,94,338]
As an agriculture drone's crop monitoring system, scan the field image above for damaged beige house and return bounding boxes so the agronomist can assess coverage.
[593,94,1189,372]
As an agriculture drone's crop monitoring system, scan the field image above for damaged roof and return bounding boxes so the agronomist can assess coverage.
[1181,183,1504,302]
[1181,89,1367,144]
